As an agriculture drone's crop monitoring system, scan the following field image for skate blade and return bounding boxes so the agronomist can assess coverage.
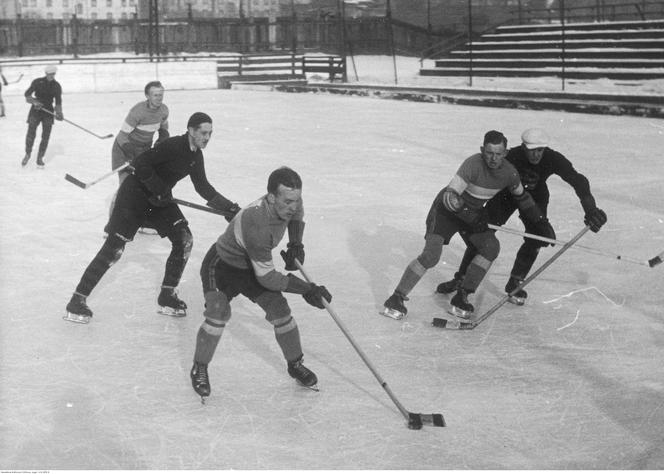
[380,307,405,320]
[299,383,319,392]
[507,295,526,306]
[447,306,473,320]
[63,312,92,324]
[158,307,187,317]
[138,228,159,235]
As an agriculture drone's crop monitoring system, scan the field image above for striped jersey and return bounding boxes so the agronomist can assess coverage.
[215,195,304,292]
[117,100,169,150]
[446,153,524,210]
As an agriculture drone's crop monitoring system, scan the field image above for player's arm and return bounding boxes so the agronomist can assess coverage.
[24,80,41,108]
[244,222,331,309]
[509,181,556,242]
[552,151,607,233]
[189,159,239,221]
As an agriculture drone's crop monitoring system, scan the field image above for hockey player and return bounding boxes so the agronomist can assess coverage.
[436,128,607,305]
[190,167,332,399]
[382,130,555,320]
[64,112,240,324]
[22,65,63,168]
[0,66,8,118]
[112,81,169,185]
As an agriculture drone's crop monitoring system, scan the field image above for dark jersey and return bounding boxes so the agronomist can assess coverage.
[24,77,62,112]
[131,133,218,201]
[506,145,592,205]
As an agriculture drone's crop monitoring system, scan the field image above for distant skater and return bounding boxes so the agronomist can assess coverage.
[0,66,8,118]
[22,65,63,168]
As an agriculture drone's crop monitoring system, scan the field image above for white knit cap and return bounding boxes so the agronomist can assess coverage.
[44,65,57,74]
[521,128,549,149]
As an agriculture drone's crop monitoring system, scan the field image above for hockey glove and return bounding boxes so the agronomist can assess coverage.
[27,97,43,109]
[281,243,305,271]
[223,203,241,223]
[584,207,607,233]
[303,284,332,309]
[456,206,489,234]
[207,194,240,223]
[531,217,556,246]
[55,105,63,121]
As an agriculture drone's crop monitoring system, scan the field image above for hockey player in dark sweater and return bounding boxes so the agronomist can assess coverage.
[22,65,63,167]
[436,128,607,305]
[64,112,240,324]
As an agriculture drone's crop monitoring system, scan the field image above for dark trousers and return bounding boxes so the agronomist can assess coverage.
[25,109,54,158]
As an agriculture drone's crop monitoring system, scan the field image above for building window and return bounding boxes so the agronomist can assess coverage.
[46,0,52,7]
[107,0,112,6]
[121,12,127,18]
[91,0,96,6]
[21,0,27,7]
[91,11,97,18]
[29,0,36,6]
[46,12,53,18]
[122,0,126,6]
[63,11,70,18]
[107,11,113,19]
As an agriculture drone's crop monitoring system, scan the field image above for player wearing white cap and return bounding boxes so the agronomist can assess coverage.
[436,128,607,305]
[22,65,63,167]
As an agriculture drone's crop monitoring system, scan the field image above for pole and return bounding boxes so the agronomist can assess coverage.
[467,0,473,87]
[337,0,348,82]
[560,0,566,91]
[386,0,398,85]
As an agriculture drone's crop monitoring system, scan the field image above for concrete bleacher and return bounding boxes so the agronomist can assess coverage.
[420,19,664,80]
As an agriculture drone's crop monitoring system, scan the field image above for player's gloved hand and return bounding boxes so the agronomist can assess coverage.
[223,202,241,223]
[55,105,63,121]
[281,243,305,271]
[532,217,556,246]
[584,207,607,233]
[302,284,332,309]
[30,99,43,110]
[456,206,489,234]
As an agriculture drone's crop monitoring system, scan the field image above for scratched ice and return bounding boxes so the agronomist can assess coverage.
[1,58,663,470]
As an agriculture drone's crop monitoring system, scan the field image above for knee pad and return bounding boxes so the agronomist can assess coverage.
[203,290,231,324]
[102,235,126,267]
[170,224,194,258]
[417,235,444,269]
[471,233,500,262]
[256,292,291,325]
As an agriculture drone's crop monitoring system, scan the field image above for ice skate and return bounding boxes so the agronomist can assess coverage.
[21,153,31,167]
[64,293,93,324]
[157,287,187,317]
[288,356,319,391]
[380,291,408,320]
[36,154,45,169]
[505,277,527,306]
[449,288,474,319]
[436,273,462,294]
[190,362,211,403]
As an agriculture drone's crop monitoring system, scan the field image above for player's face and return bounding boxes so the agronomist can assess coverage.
[480,142,507,169]
[45,73,56,81]
[524,146,545,164]
[270,185,302,221]
[189,123,212,149]
[146,87,164,108]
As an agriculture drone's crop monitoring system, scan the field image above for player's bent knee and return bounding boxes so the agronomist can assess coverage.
[203,290,231,324]
[418,236,444,269]
[258,292,291,323]
[471,233,500,262]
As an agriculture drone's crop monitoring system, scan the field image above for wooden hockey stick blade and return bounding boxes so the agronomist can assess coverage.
[64,173,89,189]
[409,412,446,429]
[432,317,475,330]
[648,252,664,268]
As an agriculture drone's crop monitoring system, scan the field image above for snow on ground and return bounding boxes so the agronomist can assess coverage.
[0,58,664,470]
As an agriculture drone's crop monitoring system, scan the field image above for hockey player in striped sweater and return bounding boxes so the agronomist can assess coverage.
[382,130,554,320]
[190,167,332,400]
[435,128,607,305]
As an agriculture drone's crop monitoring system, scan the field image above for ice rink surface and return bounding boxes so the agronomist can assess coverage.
[1,86,663,470]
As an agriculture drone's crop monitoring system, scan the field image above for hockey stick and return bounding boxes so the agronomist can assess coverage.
[434,225,591,330]
[294,259,445,430]
[6,73,23,84]
[65,162,132,189]
[41,108,113,139]
[170,198,237,220]
[489,224,662,268]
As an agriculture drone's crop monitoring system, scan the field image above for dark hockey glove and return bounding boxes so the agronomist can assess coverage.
[584,207,607,233]
[303,284,332,309]
[223,203,241,223]
[456,206,489,234]
[281,243,305,271]
[54,104,63,121]
[208,194,239,223]
[531,217,556,246]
